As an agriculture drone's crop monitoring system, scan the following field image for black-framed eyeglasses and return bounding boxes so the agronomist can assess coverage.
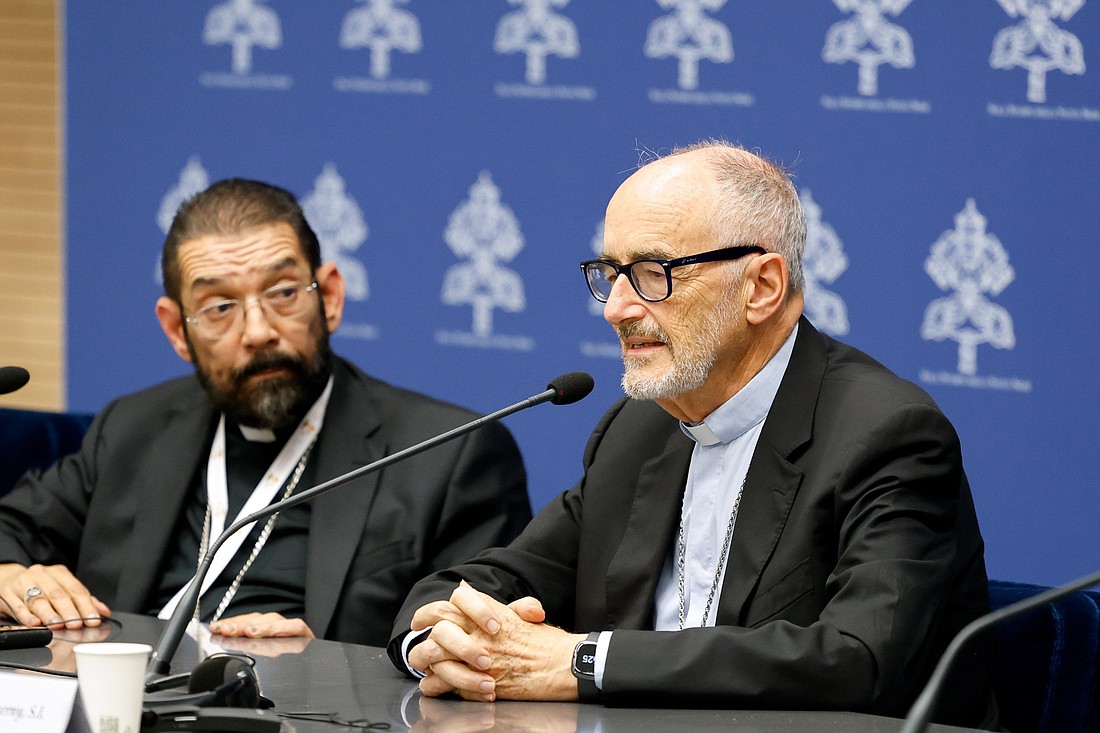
[580,245,766,303]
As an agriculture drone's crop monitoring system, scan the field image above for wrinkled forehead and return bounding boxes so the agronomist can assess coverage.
[176,222,309,290]
[603,157,720,261]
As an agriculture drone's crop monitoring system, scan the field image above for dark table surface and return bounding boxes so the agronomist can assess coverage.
[0,613,984,732]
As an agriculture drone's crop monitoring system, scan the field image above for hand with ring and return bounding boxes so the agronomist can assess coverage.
[0,562,111,629]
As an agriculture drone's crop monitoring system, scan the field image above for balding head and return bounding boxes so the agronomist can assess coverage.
[604,149,723,267]
[637,141,806,293]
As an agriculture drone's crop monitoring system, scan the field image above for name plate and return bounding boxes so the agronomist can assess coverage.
[0,671,81,733]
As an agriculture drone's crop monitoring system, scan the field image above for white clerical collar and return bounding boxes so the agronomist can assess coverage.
[156,375,334,621]
[238,424,277,443]
[681,421,723,446]
[679,322,800,447]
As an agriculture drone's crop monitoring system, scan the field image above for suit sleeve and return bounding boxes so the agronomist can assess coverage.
[386,400,626,670]
[0,402,113,567]
[424,419,532,575]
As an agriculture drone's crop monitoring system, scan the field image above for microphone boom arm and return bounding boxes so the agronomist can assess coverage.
[146,385,562,679]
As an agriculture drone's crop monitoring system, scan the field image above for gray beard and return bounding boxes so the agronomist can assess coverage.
[619,297,737,401]
[233,373,315,429]
[620,334,717,401]
[187,327,333,430]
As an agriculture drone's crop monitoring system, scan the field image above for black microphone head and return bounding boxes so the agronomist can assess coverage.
[0,366,30,395]
[547,372,594,405]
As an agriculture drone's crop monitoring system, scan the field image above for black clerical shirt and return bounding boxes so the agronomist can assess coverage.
[148,420,313,621]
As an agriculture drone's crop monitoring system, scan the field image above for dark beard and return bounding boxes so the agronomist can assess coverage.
[188,328,334,430]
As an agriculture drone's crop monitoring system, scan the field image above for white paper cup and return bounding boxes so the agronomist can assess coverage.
[73,642,152,733]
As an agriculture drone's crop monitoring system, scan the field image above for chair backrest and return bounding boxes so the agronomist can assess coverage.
[0,407,94,498]
[988,579,1100,733]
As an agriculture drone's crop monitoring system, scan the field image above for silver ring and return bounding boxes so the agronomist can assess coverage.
[23,586,43,606]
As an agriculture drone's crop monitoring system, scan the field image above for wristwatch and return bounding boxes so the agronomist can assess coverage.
[571,632,600,702]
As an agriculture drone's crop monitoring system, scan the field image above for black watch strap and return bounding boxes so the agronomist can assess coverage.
[572,632,601,703]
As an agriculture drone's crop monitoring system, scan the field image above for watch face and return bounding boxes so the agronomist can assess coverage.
[572,641,597,679]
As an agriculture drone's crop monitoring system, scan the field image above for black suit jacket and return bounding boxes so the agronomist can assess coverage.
[0,357,531,646]
[390,320,993,727]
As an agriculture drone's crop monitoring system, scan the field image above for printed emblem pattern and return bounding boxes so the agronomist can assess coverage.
[153,157,211,284]
[438,172,531,349]
[203,0,282,75]
[822,0,915,97]
[494,0,580,85]
[340,0,423,80]
[301,164,370,302]
[990,0,1086,103]
[921,199,1015,376]
[645,0,733,90]
[800,189,850,336]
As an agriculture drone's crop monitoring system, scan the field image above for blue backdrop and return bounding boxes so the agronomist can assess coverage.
[65,1,1099,586]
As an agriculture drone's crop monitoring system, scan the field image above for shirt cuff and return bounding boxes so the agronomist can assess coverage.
[401,626,432,679]
[594,630,612,690]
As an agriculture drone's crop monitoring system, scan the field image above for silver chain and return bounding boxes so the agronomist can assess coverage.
[677,475,747,631]
[194,440,315,624]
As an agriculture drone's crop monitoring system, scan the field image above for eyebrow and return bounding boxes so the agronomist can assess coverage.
[600,248,672,263]
[189,257,302,291]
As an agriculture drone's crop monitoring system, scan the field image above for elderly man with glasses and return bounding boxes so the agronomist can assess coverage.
[388,141,996,729]
[0,178,531,646]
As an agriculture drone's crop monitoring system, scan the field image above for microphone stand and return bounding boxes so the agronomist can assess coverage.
[146,381,576,681]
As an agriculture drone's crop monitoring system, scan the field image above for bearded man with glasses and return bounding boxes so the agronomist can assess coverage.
[0,178,531,646]
[389,141,997,729]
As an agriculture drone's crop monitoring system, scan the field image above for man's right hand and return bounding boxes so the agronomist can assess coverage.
[409,582,583,703]
[0,563,111,629]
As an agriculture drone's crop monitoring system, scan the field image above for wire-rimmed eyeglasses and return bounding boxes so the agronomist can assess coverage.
[183,281,319,340]
[580,245,765,303]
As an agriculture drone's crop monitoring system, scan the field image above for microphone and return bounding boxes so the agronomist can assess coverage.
[899,568,1100,733]
[0,366,30,395]
[146,372,595,681]
[546,370,594,405]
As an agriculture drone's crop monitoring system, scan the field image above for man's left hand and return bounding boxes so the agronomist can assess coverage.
[209,612,314,639]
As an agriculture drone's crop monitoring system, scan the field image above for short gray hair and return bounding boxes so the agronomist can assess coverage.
[664,139,806,292]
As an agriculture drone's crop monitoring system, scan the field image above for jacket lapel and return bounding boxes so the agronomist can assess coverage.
[117,393,215,611]
[304,361,384,637]
[605,429,693,629]
[716,318,825,624]
[716,444,804,624]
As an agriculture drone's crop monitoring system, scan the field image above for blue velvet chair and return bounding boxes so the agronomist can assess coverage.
[988,579,1100,733]
[0,407,94,497]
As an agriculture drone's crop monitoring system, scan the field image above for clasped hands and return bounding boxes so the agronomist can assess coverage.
[0,562,313,638]
[409,581,586,703]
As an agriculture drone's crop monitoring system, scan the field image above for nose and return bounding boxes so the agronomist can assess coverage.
[602,274,647,327]
[240,297,279,347]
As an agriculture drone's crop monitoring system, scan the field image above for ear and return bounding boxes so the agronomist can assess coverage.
[155,296,194,363]
[315,262,345,334]
[742,252,789,326]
